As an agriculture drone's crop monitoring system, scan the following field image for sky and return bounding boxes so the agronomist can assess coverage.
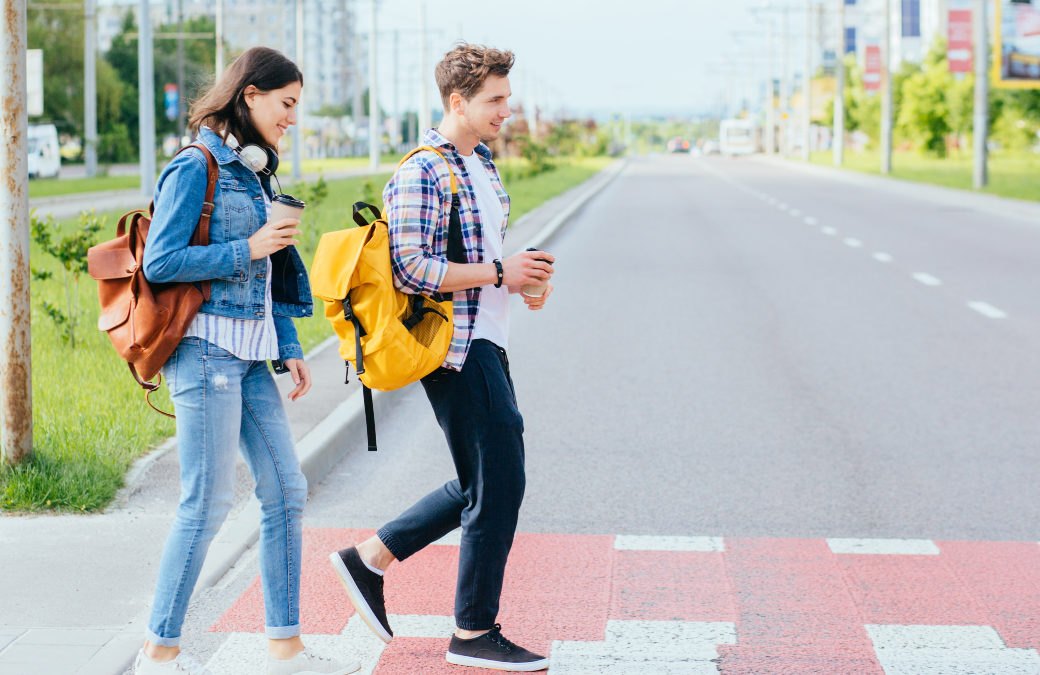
[371,0,771,119]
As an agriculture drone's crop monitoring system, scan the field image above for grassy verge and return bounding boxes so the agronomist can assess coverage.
[807,150,1040,203]
[2,155,613,513]
[29,175,141,199]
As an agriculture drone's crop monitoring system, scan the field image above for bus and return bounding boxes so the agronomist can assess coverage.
[718,119,760,156]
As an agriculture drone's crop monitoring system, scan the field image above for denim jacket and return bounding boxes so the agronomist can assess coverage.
[142,127,312,362]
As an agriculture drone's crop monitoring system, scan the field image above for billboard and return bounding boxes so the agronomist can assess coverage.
[863,45,882,91]
[948,6,973,73]
[995,0,1040,88]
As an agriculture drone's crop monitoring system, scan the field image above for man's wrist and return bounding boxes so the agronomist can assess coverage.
[492,259,504,288]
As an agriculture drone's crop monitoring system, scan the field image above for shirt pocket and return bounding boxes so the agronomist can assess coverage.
[218,177,257,240]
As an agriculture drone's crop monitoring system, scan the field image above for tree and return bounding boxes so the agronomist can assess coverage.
[897,43,950,156]
[27,7,86,137]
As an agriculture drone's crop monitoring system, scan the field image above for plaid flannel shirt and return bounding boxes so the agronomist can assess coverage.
[385,128,511,370]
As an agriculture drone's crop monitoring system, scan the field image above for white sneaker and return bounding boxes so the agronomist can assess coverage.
[267,648,361,675]
[133,649,213,674]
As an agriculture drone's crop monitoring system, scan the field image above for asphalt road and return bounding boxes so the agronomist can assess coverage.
[304,153,1040,542]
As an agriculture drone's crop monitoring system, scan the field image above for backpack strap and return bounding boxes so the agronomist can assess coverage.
[398,145,466,264]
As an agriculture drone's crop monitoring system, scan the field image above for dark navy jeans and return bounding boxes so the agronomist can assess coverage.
[377,339,526,630]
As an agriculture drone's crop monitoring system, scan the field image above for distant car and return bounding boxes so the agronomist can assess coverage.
[667,136,691,153]
[702,140,721,155]
[28,123,60,178]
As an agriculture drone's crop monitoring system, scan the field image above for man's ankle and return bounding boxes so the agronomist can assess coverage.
[356,537,395,572]
[455,628,490,640]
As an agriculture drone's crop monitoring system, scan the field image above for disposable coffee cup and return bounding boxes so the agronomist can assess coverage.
[269,193,306,224]
[521,247,551,298]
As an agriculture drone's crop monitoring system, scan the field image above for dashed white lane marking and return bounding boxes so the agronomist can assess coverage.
[821,226,838,236]
[614,535,725,552]
[804,216,818,225]
[789,208,802,217]
[873,252,894,263]
[844,238,863,248]
[967,301,1008,319]
[777,204,789,212]
[550,621,736,674]
[866,625,1040,675]
[827,538,940,555]
[912,272,942,287]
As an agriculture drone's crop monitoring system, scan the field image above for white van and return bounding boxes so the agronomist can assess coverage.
[28,123,60,179]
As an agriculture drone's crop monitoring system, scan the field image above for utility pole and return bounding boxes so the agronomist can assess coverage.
[780,7,791,156]
[972,0,988,188]
[418,0,431,136]
[138,0,156,196]
[352,21,363,154]
[766,19,776,154]
[880,0,892,174]
[85,0,98,177]
[292,0,303,180]
[215,0,224,76]
[176,0,185,142]
[834,0,845,166]
[393,29,400,151]
[0,0,33,465]
[368,0,379,169]
[802,0,813,161]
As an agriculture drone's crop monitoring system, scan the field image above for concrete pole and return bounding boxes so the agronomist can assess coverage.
[352,27,363,154]
[418,0,431,137]
[881,0,892,174]
[176,0,186,142]
[393,29,400,150]
[0,0,33,465]
[85,0,98,177]
[972,0,988,188]
[138,0,156,196]
[368,0,379,169]
[766,20,776,154]
[834,0,845,166]
[802,0,813,161]
[780,8,789,156]
[291,0,303,180]
[215,0,224,77]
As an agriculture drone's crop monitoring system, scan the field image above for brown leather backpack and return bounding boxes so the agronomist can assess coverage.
[87,144,218,416]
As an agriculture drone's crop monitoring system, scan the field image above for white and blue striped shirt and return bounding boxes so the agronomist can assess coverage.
[185,193,280,361]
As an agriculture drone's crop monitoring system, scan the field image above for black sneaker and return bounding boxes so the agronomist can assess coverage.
[328,547,393,643]
[446,624,548,672]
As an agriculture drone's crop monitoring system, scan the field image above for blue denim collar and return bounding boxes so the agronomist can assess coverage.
[195,127,243,166]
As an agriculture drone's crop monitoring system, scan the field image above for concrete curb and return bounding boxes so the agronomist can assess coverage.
[85,158,625,675]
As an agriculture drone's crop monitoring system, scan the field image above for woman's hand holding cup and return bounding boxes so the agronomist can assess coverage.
[247,217,301,260]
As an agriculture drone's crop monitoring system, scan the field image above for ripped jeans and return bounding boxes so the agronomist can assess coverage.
[146,337,307,646]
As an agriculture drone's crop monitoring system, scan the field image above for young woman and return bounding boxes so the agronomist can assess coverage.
[136,47,357,675]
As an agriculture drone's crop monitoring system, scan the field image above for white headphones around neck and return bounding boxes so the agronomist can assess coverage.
[223,131,279,176]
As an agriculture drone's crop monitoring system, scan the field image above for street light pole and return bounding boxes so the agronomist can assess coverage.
[215,0,224,76]
[418,0,431,137]
[0,0,33,465]
[292,0,303,180]
[368,0,379,170]
[834,0,845,166]
[802,0,813,161]
[85,0,98,177]
[880,0,892,175]
[766,19,776,154]
[972,0,988,188]
[138,0,156,196]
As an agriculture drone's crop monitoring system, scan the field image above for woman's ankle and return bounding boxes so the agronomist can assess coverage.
[268,635,304,659]
[143,640,179,663]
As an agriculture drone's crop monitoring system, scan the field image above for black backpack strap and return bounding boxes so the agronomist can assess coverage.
[362,385,377,451]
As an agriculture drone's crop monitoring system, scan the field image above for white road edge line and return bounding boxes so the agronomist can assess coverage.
[967,301,1008,319]
[912,272,942,286]
[873,252,893,263]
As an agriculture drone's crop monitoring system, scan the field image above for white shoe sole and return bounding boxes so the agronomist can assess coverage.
[328,552,393,644]
[445,652,549,671]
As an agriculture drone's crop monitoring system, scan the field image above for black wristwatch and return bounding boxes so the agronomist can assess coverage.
[492,259,504,288]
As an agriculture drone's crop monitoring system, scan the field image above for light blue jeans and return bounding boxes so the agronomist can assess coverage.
[146,337,307,646]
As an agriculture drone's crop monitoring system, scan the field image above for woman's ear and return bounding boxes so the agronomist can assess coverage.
[242,85,259,110]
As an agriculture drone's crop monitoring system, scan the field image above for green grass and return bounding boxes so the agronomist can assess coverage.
[1,155,613,513]
[807,150,1040,202]
[28,175,141,199]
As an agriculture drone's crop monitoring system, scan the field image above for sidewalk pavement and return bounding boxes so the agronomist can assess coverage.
[0,159,625,675]
[29,162,402,222]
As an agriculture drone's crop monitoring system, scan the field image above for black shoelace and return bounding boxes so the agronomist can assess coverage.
[485,624,517,654]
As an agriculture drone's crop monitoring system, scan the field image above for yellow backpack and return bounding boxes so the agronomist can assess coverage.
[310,146,465,450]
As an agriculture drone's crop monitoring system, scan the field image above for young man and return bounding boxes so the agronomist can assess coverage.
[329,44,554,671]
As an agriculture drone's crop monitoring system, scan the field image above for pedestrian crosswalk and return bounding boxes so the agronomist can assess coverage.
[204,529,1040,673]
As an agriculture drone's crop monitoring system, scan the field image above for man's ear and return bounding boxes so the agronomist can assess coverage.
[449,91,466,116]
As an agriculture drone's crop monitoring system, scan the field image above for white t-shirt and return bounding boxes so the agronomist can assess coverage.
[462,151,509,351]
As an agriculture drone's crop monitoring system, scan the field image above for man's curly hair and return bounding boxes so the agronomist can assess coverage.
[435,43,515,109]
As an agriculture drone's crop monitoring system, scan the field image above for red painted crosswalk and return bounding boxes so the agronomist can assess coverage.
[207,529,1040,673]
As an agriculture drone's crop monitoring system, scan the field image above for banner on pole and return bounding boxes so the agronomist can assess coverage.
[995,0,1040,88]
[948,6,974,73]
[26,50,43,117]
[863,45,882,91]
[164,84,179,121]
